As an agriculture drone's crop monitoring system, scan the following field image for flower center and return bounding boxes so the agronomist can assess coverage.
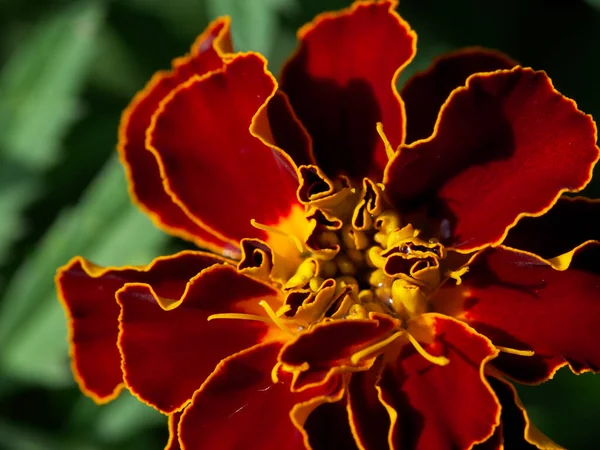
[275,169,447,326]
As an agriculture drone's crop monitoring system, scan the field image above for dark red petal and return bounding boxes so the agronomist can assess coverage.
[305,399,360,450]
[385,68,600,252]
[471,424,503,450]
[434,244,600,383]
[485,376,555,450]
[279,314,398,390]
[401,47,516,144]
[347,363,391,450]
[179,342,343,450]
[165,411,183,450]
[280,0,416,181]
[149,53,302,245]
[118,18,235,253]
[55,251,224,403]
[378,315,499,450]
[117,264,285,414]
[265,91,314,167]
[503,196,600,259]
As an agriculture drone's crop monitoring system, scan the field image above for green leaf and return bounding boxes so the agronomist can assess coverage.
[0,157,169,386]
[0,1,105,170]
[93,392,164,443]
[0,1,105,265]
[205,0,296,59]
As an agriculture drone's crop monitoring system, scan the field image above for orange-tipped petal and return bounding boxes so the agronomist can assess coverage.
[503,196,600,259]
[165,411,183,450]
[178,342,343,450]
[485,376,558,449]
[264,91,314,167]
[118,18,235,253]
[280,0,416,181]
[377,315,499,450]
[347,363,391,450]
[385,68,600,253]
[55,251,225,403]
[434,244,600,384]
[117,264,285,414]
[304,399,360,450]
[148,53,303,245]
[401,47,517,144]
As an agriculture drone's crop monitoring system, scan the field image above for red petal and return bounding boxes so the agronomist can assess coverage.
[304,400,360,450]
[117,264,285,413]
[280,0,416,181]
[265,91,314,167]
[503,196,600,259]
[279,314,399,391]
[347,363,391,450]
[401,47,516,144]
[118,18,235,253]
[385,68,600,252]
[149,53,302,244]
[377,315,499,450]
[179,342,343,450]
[165,411,183,450]
[485,376,555,450]
[434,244,600,383]
[55,251,224,403]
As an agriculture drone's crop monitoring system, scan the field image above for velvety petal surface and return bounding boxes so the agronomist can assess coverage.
[118,18,235,254]
[179,342,343,450]
[401,47,516,144]
[377,315,499,450]
[55,251,224,403]
[305,399,359,450]
[265,91,314,167]
[117,264,285,413]
[434,244,600,383]
[385,68,599,252]
[503,196,600,260]
[149,53,303,245]
[279,314,398,390]
[280,0,416,181]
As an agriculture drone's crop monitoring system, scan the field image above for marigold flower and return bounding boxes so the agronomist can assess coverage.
[56,1,600,449]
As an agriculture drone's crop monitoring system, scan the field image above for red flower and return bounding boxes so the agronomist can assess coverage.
[56,2,600,449]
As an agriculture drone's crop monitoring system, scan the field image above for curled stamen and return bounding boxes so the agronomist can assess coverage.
[406,333,450,366]
[271,362,282,383]
[449,266,469,285]
[251,219,305,254]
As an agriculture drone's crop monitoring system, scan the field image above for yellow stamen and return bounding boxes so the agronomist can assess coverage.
[406,333,450,366]
[250,219,305,254]
[208,302,295,335]
[376,122,396,160]
[271,362,282,383]
[496,346,535,357]
[351,330,405,364]
[207,313,274,325]
[275,304,292,317]
[449,266,469,285]
[259,300,294,334]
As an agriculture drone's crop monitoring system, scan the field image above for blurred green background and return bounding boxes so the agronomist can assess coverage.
[0,0,599,449]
